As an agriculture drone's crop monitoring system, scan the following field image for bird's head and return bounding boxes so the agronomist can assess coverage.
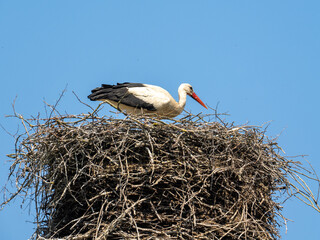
[180,83,207,109]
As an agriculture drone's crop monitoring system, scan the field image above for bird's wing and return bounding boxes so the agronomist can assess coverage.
[127,85,172,109]
[88,83,160,111]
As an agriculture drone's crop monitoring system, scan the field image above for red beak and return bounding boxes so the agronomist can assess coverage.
[191,92,207,109]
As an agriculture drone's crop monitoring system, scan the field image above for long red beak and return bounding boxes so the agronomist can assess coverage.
[191,92,207,109]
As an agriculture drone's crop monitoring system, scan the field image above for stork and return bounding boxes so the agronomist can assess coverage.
[88,82,207,118]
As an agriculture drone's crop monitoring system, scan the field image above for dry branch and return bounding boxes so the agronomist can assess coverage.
[1,111,319,240]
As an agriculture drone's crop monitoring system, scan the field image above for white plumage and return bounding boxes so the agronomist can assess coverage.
[88,82,207,118]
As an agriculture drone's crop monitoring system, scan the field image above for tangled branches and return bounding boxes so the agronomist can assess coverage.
[2,111,320,239]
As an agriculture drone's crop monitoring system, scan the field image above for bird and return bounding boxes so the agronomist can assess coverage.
[88,82,207,118]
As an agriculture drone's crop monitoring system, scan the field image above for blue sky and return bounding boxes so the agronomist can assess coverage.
[1,1,319,239]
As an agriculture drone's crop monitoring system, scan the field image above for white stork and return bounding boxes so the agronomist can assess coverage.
[88,82,207,118]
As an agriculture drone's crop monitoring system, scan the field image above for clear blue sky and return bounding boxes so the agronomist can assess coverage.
[1,1,319,239]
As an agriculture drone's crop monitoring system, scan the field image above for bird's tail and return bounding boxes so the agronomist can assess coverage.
[87,85,114,101]
[88,83,143,101]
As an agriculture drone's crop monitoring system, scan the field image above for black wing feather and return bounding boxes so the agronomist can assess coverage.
[88,82,156,111]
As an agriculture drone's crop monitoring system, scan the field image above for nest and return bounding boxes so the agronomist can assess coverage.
[2,110,320,240]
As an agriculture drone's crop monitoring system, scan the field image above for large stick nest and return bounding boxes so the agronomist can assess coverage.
[2,111,320,239]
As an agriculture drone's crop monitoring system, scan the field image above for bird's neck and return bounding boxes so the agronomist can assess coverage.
[178,88,187,109]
